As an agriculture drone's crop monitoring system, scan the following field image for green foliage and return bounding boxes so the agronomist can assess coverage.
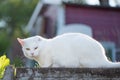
[0,30,10,55]
[12,57,24,67]
[34,62,40,68]
[0,0,38,65]
[0,55,10,79]
[0,0,38,22]
[0,0,39,68]
[0,0,39,37]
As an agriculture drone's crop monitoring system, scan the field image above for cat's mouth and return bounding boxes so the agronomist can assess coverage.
[30,53,38,57]
[31,55,39,60]
[30,54,35,57]
[30,55,37,59]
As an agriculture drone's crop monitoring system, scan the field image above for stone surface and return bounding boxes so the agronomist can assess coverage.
[3,66,14,80]
[3,66,120,80]
[15,68,120,80]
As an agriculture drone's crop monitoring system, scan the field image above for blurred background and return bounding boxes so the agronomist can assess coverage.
[0,0,120,67]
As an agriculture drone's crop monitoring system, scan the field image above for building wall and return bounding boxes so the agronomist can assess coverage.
[42,5,58,38]
[65,4,120,48]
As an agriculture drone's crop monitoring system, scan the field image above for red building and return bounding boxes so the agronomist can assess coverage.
[65,4,120,47]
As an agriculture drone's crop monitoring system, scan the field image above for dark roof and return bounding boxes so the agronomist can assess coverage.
[63,1,120,11]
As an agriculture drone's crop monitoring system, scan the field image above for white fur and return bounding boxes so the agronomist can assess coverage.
[19,33,120,68]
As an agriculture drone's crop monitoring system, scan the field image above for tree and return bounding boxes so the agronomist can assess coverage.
[0,0,39,55]
[0,0,39,38]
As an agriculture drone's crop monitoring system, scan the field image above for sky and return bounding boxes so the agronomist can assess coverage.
[86,0,100,5]
[85,0,120,6]
[0,20,6,28]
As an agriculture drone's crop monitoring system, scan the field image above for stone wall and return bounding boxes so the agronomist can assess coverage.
[3,66,120,80]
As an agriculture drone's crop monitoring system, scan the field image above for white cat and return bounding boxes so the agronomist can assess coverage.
[17,33,120,68]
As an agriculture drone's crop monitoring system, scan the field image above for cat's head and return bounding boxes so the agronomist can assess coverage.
[17,36,42,59]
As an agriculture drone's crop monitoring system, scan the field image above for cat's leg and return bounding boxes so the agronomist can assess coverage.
[40,58,52,67]
[40,55,53,68]
[40,63,52,67]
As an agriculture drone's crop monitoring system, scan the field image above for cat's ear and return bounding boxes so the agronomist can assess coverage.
[17,38,24,46]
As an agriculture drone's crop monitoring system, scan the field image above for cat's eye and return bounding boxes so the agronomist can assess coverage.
[26,48,30,50]
[34,47,38,50]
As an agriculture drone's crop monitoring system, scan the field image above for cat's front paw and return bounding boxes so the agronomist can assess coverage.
[40,63,53,68]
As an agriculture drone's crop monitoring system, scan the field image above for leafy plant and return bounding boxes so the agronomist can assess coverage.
[0,30,10,56]
[12,57,24,67]
[0,55,10,79]
[0,0,39,38]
